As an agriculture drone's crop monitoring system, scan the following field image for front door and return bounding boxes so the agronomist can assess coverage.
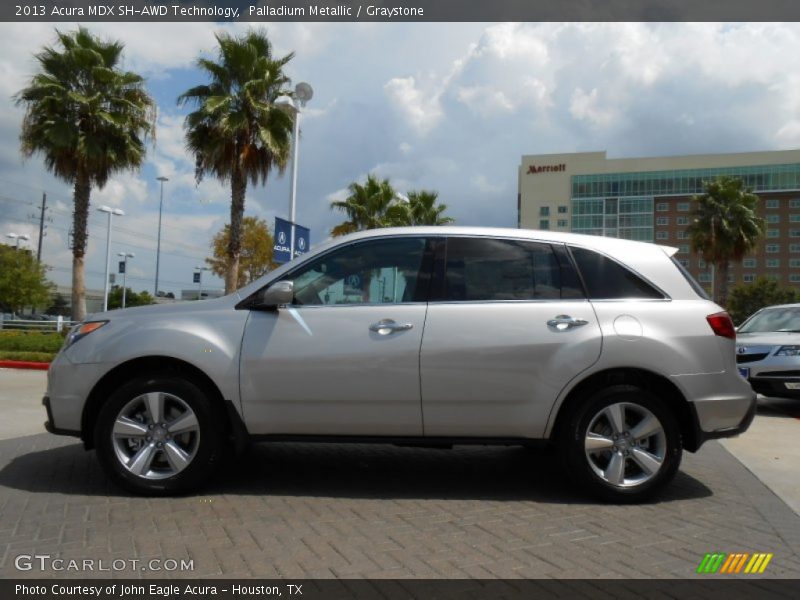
[240,236,434,436]
[420,236,602,438]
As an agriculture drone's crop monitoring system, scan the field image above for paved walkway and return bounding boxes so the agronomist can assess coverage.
[3,368,800,579]
[1,433,800,579]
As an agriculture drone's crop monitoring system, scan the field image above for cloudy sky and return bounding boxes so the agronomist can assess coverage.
[1,22,800,296]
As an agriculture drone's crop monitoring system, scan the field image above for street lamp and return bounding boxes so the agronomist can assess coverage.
[6,233,30,249]
[117,252,135,309]
[98,205,124,312]
[155,176,169,296]
[276,82,313,260]
[194,265,212,301]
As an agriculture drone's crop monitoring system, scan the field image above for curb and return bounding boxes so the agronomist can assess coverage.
[0,360,50,371]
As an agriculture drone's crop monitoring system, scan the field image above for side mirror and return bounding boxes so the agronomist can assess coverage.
[252,280,294,310]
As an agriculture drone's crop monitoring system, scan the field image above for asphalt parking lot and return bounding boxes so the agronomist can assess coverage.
[1,368,800,579]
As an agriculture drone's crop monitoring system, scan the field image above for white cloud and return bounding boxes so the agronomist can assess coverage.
[384,76,444,135]
[569,87,615,127]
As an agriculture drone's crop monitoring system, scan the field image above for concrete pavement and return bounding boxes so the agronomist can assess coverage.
[2,367,800,579]
[0,368,46,440]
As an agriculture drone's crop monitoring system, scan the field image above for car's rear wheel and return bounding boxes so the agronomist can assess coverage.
[559,384,682,502]
[94,374,224,495]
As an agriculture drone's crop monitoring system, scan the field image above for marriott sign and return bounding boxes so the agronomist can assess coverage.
[527,163,566,174]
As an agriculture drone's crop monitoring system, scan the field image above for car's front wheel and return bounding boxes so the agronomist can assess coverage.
[94,374,224,495]
[559,384,682,502]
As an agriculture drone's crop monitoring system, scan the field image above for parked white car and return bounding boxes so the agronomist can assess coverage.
[736,303,800,398]
[44,227,755,501]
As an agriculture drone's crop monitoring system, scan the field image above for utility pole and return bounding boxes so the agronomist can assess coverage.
[36,192,47,263]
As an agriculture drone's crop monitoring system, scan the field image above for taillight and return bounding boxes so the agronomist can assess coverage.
[706,312,736,339]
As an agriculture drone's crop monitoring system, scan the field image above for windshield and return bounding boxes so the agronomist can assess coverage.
[738,307,800,333]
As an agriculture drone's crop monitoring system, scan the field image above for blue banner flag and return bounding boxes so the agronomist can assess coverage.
[274,217,310,263]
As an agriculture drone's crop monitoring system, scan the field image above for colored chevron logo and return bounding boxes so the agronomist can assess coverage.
[696,552,773,574]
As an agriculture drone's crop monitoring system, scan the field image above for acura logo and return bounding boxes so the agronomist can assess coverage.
[737,347,747,354]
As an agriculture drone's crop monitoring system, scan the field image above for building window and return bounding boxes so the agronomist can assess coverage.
[679,259,689,268]
[677,202,690,212]
[744,274,756,283]
[791,244,800,253]
[791,199,800,208]
[656,231,668,240]
[766,199,780,209]
[767,229,780,238]
[767,259,780,268]
[791,274,800,283]
[679,244,689,254]
[790,259,800,268]
[558,205,568,214]
[699,273,712,283]
[557,219,568,228]
[768,274,782,282]
[656,217,669,226]
[676,216,689,226]
[791,214,800,223]
[742,258,757,268]
[539,219,550,230]
[656,202,669,212]
[540,206,550,217]
[677,230,689,239]
[698,259,707,268]
[766,244,780,253]
[791,230,800,238]
[766,214,780,223]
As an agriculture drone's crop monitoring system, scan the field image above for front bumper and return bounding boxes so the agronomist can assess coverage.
[42,395,81,437]
[747,374,800,397]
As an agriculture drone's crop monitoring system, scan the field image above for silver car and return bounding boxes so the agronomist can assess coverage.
[43,227,755,501]
[736,303,800,398]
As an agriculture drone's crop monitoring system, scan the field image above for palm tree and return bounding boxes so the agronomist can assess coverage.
[15,27,155,320]
[405,190,454,225]
[179,29,294,293]
[687,176,765,307]
[330,174,398,236]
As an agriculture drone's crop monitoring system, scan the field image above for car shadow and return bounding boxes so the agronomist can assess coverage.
[0,437,712,504]
[754,396,800,419]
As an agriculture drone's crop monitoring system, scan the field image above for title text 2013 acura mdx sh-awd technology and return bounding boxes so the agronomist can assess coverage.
[43,227,756,501]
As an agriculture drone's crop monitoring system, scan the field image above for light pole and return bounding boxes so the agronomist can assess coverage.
[6,233,30,249]
[194,265,211,301]
[155,176,169,296]
[276,82,313,259]
[98,205,124,312]
[117,252,135,308]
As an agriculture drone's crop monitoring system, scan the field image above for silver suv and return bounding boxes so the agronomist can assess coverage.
[44,227,755,501]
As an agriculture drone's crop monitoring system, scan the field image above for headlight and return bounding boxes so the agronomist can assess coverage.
[775,345,800,356]
[64,321,108,348]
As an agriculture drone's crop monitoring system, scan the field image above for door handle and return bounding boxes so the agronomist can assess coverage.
[369,319,413,335]
[547,315,589,331]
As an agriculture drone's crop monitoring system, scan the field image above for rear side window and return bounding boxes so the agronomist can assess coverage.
[570,246,665,300]
[442,238,583,301]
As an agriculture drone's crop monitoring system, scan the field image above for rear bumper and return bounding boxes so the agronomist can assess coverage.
[691,392,757,449]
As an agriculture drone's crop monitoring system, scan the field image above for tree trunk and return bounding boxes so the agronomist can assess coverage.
[716,259,731,308]
[71,173,91,321]
[225,170,247,294]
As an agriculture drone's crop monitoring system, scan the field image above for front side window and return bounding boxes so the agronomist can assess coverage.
[570,247,665,300]
[288,237,428,306]
[442,238,582,301]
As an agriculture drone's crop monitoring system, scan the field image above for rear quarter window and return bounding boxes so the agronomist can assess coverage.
[570,246,665,300]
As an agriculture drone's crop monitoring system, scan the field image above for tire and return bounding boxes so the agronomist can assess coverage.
[558,384,682,503]
[94,373,225,495]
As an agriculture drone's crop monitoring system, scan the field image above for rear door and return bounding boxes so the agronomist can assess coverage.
[420,236,602,438]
